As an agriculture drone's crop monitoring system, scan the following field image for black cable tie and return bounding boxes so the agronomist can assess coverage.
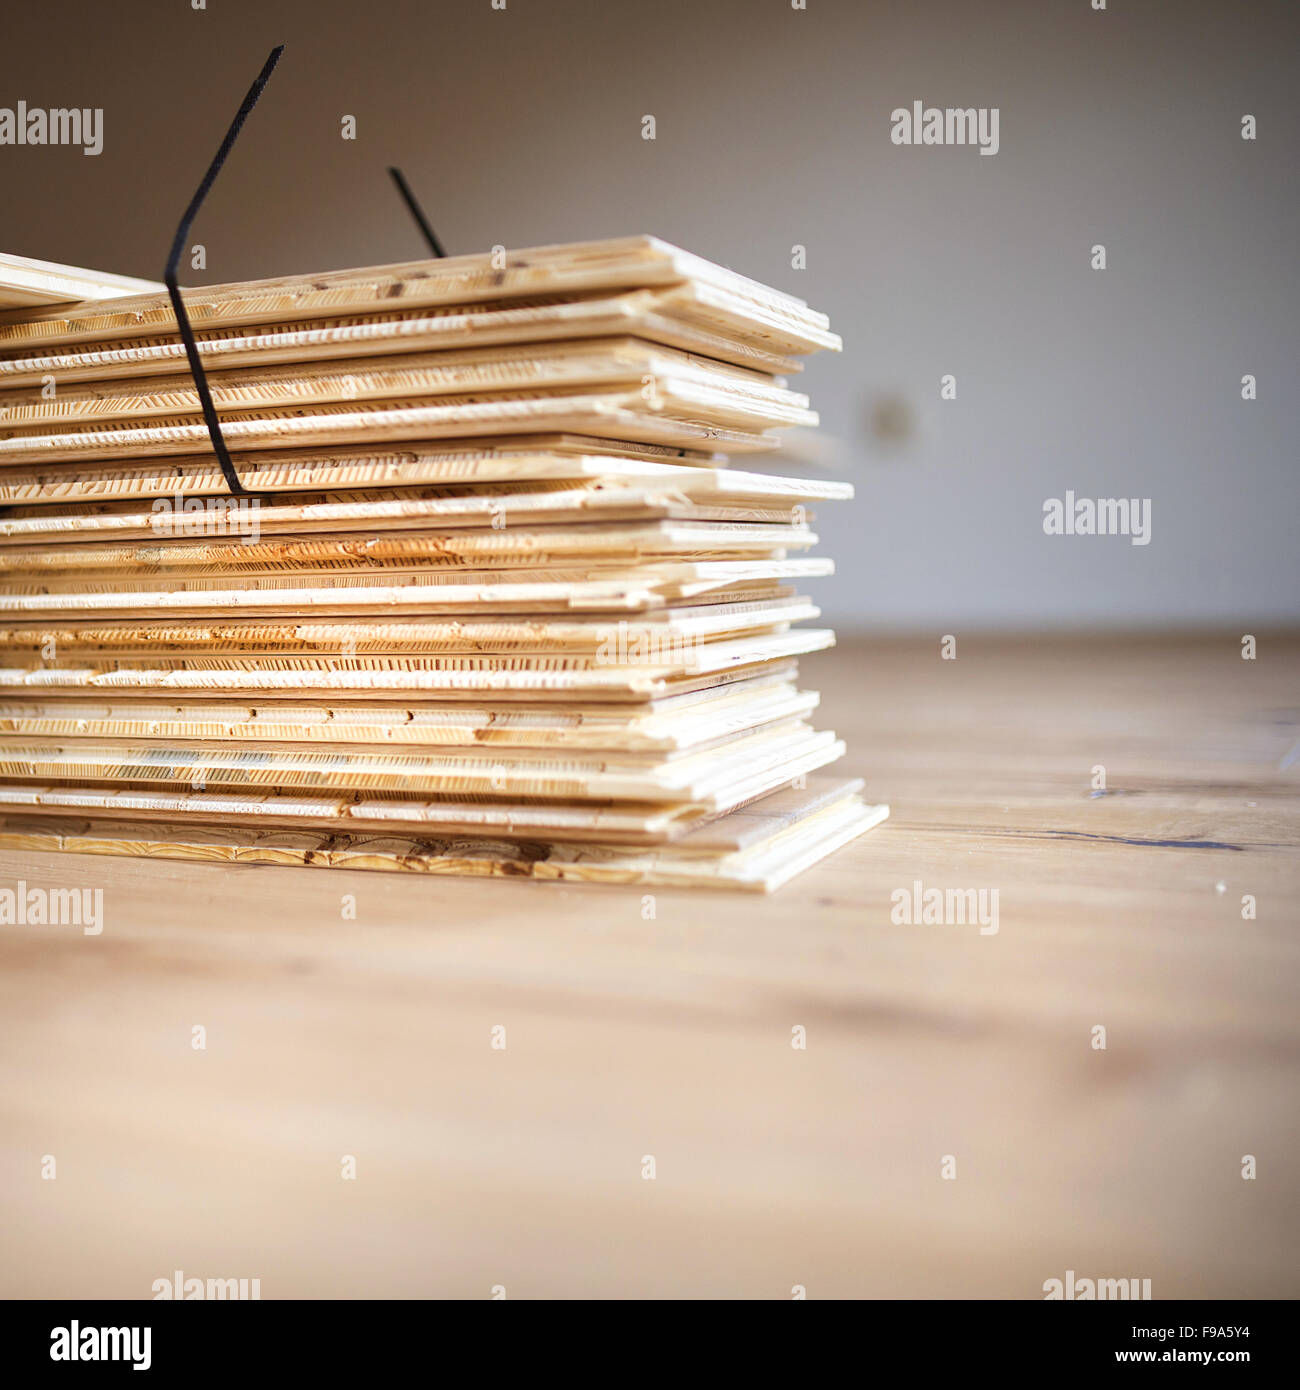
[164,45,285,497]
[388,167,447,258]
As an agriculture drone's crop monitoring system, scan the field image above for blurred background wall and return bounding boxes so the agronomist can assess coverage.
[2,0,1295,631]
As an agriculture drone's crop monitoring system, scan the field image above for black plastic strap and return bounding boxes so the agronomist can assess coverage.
[388,167,447,258]
[164,46,285,497]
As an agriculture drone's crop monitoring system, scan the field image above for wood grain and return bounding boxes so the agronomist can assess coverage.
[0,635,1295,1297]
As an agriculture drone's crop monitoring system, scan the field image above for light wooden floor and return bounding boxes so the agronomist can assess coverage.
[1,635,1296,1299]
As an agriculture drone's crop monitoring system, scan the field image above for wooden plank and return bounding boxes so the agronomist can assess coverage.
[0,438,728,505]
[0,729,848,842]
[0,293,807,385]
[0,389,795,464]
[0,718,836,803]
[0,630,837,698]
[0,252,162,309]
[0,568,829,624]
[0,779,878,885]
[0,237,837,351]
[0,677,818,751]
[0,520,817,581]
[0,487,828,548]
[0,340,802,428]
[0,596,820,657]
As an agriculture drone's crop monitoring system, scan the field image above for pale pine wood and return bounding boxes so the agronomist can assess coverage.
[0,636,1295,1297]
[0,341,799,426]
[0,780,884,892]
[0,294,806,386]
[0,566,829,622]
[0,716,834,803]
[0,596,821,654]
[0,237,836,352]
[0,390,786,463]
[0,628,836,698]
[0,677,816,751]
[0,438,728,506]
[0,252,161,309]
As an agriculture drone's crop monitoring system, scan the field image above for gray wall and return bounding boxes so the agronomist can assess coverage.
[3,0,1296,630]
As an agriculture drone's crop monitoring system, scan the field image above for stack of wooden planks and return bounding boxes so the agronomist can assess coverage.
[0,237,886,889]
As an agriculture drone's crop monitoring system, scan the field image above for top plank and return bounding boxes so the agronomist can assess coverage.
[0,237,837,352]
[0,252,163,310]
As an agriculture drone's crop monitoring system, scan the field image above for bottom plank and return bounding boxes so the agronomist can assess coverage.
[0,777,887,892]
